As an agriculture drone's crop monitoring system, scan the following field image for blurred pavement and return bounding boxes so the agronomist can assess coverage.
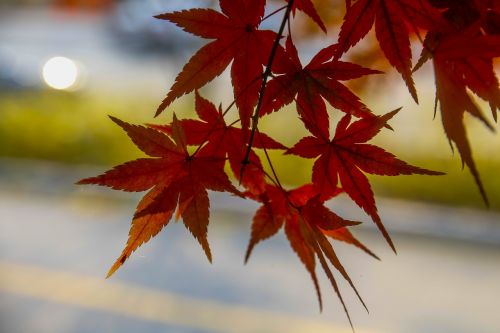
[1,160,500,333]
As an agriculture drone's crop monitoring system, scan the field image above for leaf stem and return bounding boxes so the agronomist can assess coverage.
[262,5,287,22]
[240,0,295,179]
[221,75,262,118]
[256,129,284,190]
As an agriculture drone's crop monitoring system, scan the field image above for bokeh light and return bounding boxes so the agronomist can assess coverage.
[42,56,79,90]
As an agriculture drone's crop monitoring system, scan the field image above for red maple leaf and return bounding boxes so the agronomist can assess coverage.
[414,26,500,204]
[285,0,327,32]
[287,109,443,251]
[245,183,372,327]
[262,37,380,138]
[426,0,500,34]
[78,115,240,276]
[155,0,277,129]
[335,0,443,102]
[150,91,287,194]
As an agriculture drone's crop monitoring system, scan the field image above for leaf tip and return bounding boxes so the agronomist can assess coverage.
[154,107,164,118]
[153,13,172,21]
[75,179,87,185]
[76,177,97,186]
[108,114,125,127]
[200,238,213,264]
[244,245,253,265]
[372,213,397,253]
[108,115,131,132]
[156,96,173,117]
[106,254,128,278]
[388,107,402,117]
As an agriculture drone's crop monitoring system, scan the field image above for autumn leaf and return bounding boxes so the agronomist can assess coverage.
[262,36,379,138]
[155,0,277,129]
[285,0,327,32]
[428,0,481,29]
[245,183,371,327]
[413,20,500,205]
[431,35,498,205]
[244,185,288,262]
[403,0,500,206]
[150,91,287,194]
[287,109,444,251]
[78,115,240,276]
[335,0,442,102]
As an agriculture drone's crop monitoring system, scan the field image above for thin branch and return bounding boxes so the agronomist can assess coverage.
[240,0,295,179]
[260,166,281,188]
[256,129,284,190]
[262,5,287,22]
[228,119,240,127]
[221,75,262,118]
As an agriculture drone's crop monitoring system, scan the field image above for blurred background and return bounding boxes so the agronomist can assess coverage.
[0,1,499,333]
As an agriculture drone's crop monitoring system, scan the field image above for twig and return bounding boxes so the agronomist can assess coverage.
[240,0,295,180]
[262,5,287,22]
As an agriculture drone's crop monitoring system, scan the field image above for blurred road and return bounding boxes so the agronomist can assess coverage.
[1,161,500,333]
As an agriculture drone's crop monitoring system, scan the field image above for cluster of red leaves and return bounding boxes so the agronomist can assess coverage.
[336,0,500,204]
[79,0,499,326]
[413,0,500,205]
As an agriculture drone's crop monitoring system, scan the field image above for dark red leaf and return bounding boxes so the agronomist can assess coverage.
[79,115,240,276]
[287,111,444,251]
[155,1,277,129]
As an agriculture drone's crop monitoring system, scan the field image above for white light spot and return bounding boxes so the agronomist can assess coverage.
[42,57,79,90]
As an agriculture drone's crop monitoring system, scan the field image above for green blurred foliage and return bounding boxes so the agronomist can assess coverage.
[0,91,183,165]
[1,91,498,210]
